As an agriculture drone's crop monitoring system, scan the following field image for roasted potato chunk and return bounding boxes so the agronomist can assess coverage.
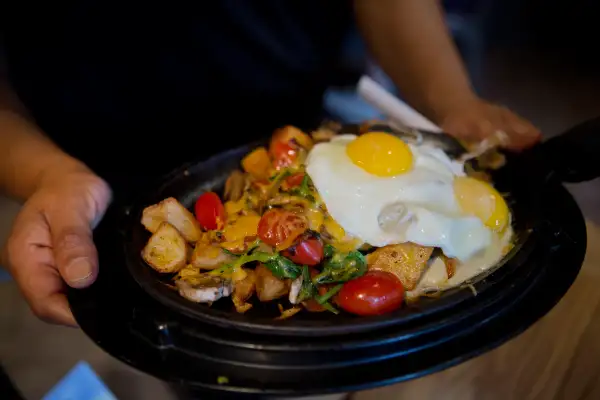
[255,264,289,302]
[232,269,256,313]
[141,197,202,242]
[366,243,434,290]
[142,222,188,273]
[191,243,235,270]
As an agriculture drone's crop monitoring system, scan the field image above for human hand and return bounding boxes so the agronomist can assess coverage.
[4,163,111,326]
[439,98,542,151]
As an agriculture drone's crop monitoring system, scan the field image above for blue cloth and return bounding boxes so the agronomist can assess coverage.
[42,362,117,400]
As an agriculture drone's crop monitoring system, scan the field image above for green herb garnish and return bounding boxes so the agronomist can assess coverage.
[209,250,301,280]
[313,250,367,284]
[263,254,302,279]
[297,266,317,303]
[315,283,343,304]
[323,244,336,258]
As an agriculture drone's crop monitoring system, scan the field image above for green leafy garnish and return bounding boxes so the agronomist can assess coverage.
[297,266,317,303]
[269,168,291,182]
[209,249,301,280]
[321,302,339,314]
[291,174,314,201]
[313,250,367,284]
[315,284,343,304]
[323,244,336,258]
[263,254,302,279]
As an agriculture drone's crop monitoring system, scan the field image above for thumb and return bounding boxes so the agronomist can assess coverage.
[50,207,100,289]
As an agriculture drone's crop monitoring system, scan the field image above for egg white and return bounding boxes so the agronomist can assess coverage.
[306,134,492,261]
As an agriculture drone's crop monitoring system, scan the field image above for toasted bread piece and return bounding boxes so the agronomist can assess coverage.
[191,242,235,270]
[141,197,202,242]
[142,222,188,273]
[367,243,434,290]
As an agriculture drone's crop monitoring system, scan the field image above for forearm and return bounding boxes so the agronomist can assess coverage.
[0,80,84,201]
[355,0,477,123]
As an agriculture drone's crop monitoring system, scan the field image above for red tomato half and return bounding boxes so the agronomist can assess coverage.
[270,141,298,170]
[283,237,324,266]
[257,209,307,249]
[194,192,226,230]
[338,271,404,316]
[284,172,305,188]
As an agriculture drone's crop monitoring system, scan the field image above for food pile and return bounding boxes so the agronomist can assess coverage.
[140,124,512,318]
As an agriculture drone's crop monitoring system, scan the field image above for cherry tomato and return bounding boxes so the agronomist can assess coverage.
[194,192,226,230]
[337,271,404,316]
[257,209,307,248]
[284,172,305,188]
[269,126,313,169]
[270,140,298,169]
[283,237,324,266]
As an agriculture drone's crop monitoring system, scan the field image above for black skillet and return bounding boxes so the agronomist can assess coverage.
[116,119,595,337]
[68,117,597,397]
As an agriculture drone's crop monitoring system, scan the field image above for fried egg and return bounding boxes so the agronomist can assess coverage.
[306,133,510,262]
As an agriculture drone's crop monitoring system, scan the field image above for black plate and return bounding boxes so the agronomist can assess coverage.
[69,117,600,397]
[69,164,586,398]
[121,125,540,336]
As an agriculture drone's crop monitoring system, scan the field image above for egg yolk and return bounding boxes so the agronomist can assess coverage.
[346,132,413,177]
[454,176,509,232]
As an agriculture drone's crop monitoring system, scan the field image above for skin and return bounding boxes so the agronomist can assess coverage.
[1,1,539,326]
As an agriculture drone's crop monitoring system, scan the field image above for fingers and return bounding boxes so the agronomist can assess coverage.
[7,211,78,327]
[441,102,541,151]
[40,293,78,327]
[48,207,99,289]
[498,108,542,150]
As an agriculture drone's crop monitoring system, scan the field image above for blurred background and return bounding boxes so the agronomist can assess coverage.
[2,0,600,398]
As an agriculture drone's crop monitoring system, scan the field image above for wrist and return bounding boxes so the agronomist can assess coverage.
[426,91,480,127]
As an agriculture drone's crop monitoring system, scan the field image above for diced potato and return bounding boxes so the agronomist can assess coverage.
[190,242,235,270]
[141,197,202,242]
[232,269,256,313]
[366,243,434,290]
[271,126,314,150]
[242,147,271,179]
[255,264,289,302]
[142,222,188,273]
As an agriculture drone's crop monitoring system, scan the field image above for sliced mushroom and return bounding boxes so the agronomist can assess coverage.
[288,274,303,305]
[224,170,247,202]
[175,274,232,303]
